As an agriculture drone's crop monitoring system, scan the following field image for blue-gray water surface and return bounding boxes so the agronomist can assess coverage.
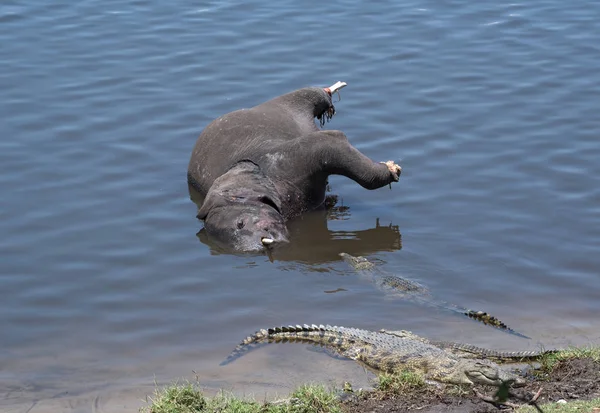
[2,0,600,411]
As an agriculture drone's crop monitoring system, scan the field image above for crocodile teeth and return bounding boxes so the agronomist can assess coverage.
[296,324,303,330]
[303,324,310,331]
[268,328,275,334]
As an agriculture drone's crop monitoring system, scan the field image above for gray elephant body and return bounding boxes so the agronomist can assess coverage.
[188,86,400,252]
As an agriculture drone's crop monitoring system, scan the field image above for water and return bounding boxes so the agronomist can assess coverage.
[2,0,600,411]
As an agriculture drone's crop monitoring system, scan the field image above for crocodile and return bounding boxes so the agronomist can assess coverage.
[339,252,528,338]
[379,329,555,361]
[221,324,541,387]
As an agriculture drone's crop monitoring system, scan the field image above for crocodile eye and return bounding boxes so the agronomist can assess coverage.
[236,220,245,229]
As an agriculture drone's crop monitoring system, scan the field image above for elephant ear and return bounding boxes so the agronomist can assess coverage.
[196,203,210,220]
[196,188,227,220]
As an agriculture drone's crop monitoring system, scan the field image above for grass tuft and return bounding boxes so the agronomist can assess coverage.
[376,370,425,394]
[538,346,600,373]
[140,382,341,413]
[141,381,206,413]
[287,384,342,413]
[205,391,266,413]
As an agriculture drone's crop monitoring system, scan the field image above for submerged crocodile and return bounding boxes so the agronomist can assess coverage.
[339,253,528,338]
[221,324,553,386]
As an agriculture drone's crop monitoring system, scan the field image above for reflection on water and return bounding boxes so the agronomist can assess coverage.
[192,186,403,262]
[2,0,600,411]
[274,214,402,263]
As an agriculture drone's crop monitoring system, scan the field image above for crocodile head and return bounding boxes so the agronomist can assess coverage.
[462,359,526,387]
[339,252,375,270]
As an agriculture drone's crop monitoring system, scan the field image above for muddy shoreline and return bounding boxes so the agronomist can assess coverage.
[341,357,600,413]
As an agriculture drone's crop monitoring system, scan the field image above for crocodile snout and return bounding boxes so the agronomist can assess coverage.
[467,361,526,387]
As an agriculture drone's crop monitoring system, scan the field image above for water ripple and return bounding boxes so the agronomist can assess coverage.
[1,0,600,410]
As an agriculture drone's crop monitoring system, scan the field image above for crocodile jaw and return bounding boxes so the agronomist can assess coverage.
[462,360,526,387]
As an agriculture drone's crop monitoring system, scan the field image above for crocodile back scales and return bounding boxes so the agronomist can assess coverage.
[221,324,525,386]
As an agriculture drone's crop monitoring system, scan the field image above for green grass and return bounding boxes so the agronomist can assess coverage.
[287,384,342,413]
[140,382,341,413]
[141,382,206,413]
[516,398,600,413]
[537,346,600,373]
[376,370,425,394]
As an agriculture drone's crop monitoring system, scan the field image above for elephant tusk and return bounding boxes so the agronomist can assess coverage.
[326,81,347,94]
[261,237,274,245]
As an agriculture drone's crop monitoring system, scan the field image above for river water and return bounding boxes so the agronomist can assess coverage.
[2,0,599,411]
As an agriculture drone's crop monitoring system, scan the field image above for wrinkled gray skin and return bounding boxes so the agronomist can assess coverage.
[188,86,401,252]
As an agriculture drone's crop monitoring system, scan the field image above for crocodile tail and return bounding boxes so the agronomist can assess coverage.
[465,310,509,330]
[409,295,531,339]
[463,309,530,339]
[220,324,346,366]
[432,341,557,361]
[220,328,271,366]
[424,300,530,339]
